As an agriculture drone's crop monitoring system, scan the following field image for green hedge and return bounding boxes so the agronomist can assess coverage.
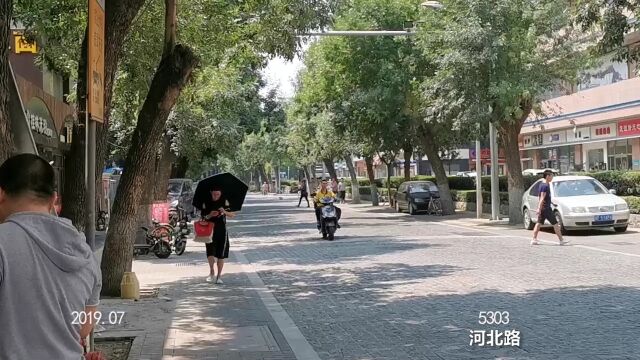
[450,190,510,205]
[358,187,393,196]
[347,170,640,197]
[589,171,640,196]
[622,196,640,214]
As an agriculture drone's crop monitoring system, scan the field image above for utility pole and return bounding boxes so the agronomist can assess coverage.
[475,139,482,219]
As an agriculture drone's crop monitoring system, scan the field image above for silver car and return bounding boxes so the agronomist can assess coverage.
[522,175,630,233]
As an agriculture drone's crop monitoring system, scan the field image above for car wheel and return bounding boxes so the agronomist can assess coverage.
[408,202,416,215]
[554,211,567,235]
[614,226,628,233]
[523,208,534,230]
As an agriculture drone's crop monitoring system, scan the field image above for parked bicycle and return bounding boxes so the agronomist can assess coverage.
[427,195,443,216]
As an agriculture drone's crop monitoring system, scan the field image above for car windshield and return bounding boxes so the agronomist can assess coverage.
[168,182,183,194]
[409,183,438,193]
[553,179,608,197]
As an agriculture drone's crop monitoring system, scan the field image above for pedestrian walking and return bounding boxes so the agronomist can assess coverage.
[338,178,346,204]
[193,173,248,284]
[200,186,236,284]
[298,178,310,207]
[531,170,569,246]
[261,181,269,196]
[0,154,102,359]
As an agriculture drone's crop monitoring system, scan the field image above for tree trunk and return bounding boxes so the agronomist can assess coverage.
[496,98,531,225]
[154,134,174,201]
[420,130,455,215]
[101,38,199,295]
[61,33,88,227]
[386,161,393,207]
[275,163,281,193]
[171,155,189,178]
[322,158,337,180]
[259,166,269,191]
[498,122,525,224]
[403,145,412,181]
[0,0,14,162]
[344,154,360,204]
[62,0,147,229]
[364,156,379,206]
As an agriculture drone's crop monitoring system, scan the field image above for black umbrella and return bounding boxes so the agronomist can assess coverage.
[192,173,249,212]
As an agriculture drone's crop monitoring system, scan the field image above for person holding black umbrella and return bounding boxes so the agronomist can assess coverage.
[193,173,248,284]
[199,186,235,284]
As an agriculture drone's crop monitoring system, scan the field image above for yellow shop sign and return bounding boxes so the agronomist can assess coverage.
[13,33,37,54]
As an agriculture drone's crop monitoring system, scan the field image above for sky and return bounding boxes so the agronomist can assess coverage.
[260,40,315,99]
[260,55,303,99]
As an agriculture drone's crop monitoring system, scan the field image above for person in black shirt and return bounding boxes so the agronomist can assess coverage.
[532,170,568,246]
[199,187,236,284]
[297,178,309,207]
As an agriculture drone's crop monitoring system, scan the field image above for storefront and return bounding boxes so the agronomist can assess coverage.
[469,148,505,176]
[521,118,640,173]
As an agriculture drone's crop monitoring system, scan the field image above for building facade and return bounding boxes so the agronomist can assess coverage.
[519,39,640,174]
[9,29,75,195]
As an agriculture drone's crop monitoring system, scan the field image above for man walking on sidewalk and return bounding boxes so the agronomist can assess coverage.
[532,170,569,246]
[0,154,102,359]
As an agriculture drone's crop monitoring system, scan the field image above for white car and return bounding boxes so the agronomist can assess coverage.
[522,175,630,233]
[456,171,477,177]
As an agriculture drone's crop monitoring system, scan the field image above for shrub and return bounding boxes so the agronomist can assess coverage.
[622,196,640,214]
[450,190,509,205]
[480,175,539,192]
[591,171,640,196]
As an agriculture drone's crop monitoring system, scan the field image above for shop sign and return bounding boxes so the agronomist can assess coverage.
[567,127,590,142]
[546,131,566,145]
[618,118,640,136]
[13,33,37,54]
[470,148,505,159]
[590,123,617,139]
[25,111,54,138]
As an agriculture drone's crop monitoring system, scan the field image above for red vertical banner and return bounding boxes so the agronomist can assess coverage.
[151,202,170,223]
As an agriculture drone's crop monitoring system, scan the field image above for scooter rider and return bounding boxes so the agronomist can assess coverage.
[313,179,342,230]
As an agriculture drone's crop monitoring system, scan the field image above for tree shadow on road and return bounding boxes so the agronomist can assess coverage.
[253,262,640,359]
[239,236,448,266]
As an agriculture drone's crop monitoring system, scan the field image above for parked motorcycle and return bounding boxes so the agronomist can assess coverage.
[174,209,189,256]
[317,197,338,241]
[135,220,174,258]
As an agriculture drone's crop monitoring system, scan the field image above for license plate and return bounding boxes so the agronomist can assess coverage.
[594,214,613,221]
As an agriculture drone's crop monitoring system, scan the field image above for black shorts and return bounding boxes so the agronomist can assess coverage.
[339,191,346,199]
[205,224,229,259]
[537,208,558,225]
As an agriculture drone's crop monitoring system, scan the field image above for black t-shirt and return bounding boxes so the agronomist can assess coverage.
[538,182,552,209]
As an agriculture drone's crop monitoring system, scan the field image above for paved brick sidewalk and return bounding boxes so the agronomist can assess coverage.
[96,240,314,360]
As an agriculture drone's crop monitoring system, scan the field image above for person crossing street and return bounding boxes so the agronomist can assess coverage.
[531,170,569,246]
